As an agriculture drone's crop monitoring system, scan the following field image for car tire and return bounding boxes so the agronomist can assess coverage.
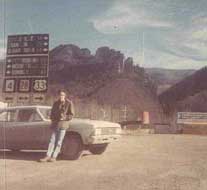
[89,143,108,155]
[61,134,83,160]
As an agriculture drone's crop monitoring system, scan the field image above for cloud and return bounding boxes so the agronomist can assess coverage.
[0,47,6,59]
[192,28,207,41]
[189,14,207,43]
[88,0,207,70]
[132,49,206,70]
[0,39,4,44]
[89,2,173,34]
[123,38,206,69]
[139,10,207,65]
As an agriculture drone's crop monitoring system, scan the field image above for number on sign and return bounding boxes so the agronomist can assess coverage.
[4,79,15,92]
[18,79,30,92]
[33,79,47,92]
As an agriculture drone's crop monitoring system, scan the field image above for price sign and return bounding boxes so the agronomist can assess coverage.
[3,79,16,92]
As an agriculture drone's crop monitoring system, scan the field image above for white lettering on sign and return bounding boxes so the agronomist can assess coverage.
[17,94,30,103]
[12,64,24,69]
[8,48,21,54]
[177,112,207,125]
[9,42,19,48]
[18,79,30,92]
[12,70,25,75]
[4,79,15,92]
[4,94,15,103]
[32,94,45,103]
[33,79,47,92]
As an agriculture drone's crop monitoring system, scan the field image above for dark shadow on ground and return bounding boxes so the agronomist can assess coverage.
[0,150,94,162]
[58,152,93,161]
[0,150,46,161]
[82,153,91,157]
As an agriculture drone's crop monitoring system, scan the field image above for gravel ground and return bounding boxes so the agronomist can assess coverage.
[0,134,207,190]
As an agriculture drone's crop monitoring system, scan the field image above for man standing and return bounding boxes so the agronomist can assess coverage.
[40,89,74,162]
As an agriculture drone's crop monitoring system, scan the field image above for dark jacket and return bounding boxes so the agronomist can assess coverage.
[50,99,74,130]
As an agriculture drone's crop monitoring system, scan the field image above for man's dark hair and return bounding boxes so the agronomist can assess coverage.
[58,89,67,95]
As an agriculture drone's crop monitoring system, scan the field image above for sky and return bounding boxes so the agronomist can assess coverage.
[0,0,207,69]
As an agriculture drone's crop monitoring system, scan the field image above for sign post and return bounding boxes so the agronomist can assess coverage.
[2,34,49,105]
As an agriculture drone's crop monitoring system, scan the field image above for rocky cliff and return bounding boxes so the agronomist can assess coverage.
[48,44,163,122]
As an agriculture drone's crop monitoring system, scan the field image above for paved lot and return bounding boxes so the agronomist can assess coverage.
[0,134,207,190]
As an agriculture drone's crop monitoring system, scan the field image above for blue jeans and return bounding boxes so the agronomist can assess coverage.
[46,128,66,158]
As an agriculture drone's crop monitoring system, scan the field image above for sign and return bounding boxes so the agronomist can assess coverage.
[3,78,48,93]
[4,94,16,103]
[32,94,45,103]
[32,78,48,92]
[17,78,31,92]
[2,33,49,105]
[177,112,207,125]
[5,55,48,77]
[17,94,30,103]
[7,34,49,55]
[3,78,16,93]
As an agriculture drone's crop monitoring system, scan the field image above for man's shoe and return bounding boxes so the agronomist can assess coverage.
[39,156,51,162]
[48,158,56,162]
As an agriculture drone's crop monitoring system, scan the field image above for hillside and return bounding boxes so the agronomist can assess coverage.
[48,44,163,122]
[88,78,163,123]
[145,68,195,94]
[176,90,207,112]
[159,67,207,113]
[49,44,157,98]
[0,44,164,122]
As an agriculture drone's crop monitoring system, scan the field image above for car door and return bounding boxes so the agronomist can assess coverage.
[12,108,47,150]
[37,107,53,149]
[0,110,9,149]
[0,109,19,150]
[0,120,4,149]
[3,108,45,150]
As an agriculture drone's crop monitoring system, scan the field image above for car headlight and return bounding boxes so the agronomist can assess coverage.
[116,128,122,134]
[94,128,102,135]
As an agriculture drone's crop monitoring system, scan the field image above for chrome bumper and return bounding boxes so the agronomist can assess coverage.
[88,134,121,144]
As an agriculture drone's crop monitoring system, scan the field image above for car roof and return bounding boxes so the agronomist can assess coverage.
[0,105,51,111]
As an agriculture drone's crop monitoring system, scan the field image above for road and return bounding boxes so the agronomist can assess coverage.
[0,134,207,190]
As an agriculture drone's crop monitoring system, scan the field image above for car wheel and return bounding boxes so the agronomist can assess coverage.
[61,134,83,160]
[89,143,108,155]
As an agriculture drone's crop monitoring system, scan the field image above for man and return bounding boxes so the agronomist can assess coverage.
[40,90,74,162]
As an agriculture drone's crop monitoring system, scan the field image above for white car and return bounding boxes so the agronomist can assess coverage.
[0,105,122,160]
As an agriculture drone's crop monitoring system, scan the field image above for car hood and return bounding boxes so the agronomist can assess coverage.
[43,118,120,129]
[70,118,121,129]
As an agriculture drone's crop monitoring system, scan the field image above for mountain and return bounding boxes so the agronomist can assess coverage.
[159,67,207,113]
[48,44,163,123]
[0,44,164,122]
[145,68,195,94]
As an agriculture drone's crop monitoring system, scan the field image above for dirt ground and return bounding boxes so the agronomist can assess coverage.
[0,134,207,190]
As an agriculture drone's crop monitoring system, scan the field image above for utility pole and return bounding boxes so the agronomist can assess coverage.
[142,31,145,66]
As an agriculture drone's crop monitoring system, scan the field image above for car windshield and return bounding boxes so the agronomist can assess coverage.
[39,108,51,120]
